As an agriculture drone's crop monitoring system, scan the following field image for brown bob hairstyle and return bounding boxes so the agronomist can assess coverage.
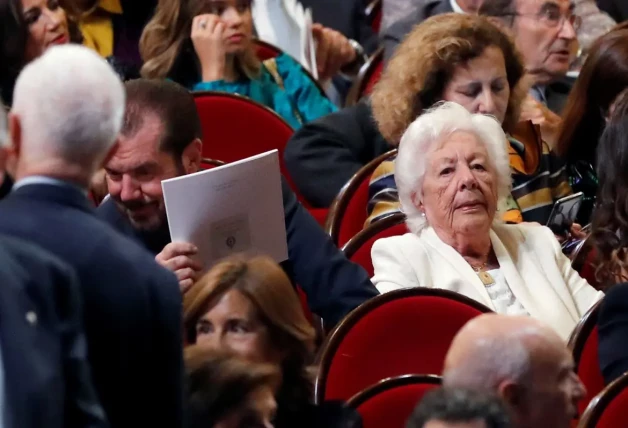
[183,255,316,422]
[184,346,280,428]
[556,23,628,164]
[371,13,525,145]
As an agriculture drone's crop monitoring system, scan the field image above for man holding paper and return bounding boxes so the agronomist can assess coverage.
[97,79,379,327]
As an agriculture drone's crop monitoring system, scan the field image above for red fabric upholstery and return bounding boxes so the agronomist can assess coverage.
[254,40,282,60]
[193,92,313,206]
[345,222,408,277]
[363,60,382,96]
[338,176,371,246]
[593,391,628,428]
[309,208,328,227]
[354,383,439,428]
[579,372,628,428]
[370,8,382,33]
[576,327,605,416]
[317,290,491,402]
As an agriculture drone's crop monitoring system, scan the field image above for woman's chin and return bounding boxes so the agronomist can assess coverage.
[454,211,492,232]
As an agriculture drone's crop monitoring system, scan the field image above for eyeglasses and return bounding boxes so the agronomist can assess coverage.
[499,9,582,32]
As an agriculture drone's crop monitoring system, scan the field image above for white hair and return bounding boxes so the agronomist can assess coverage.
[394,102,512,234]
[11,45,125,166]
[443,327,537,391]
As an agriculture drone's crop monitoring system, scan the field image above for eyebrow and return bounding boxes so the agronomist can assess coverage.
[106,161,159,174]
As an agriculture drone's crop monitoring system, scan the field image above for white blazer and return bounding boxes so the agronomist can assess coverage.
[371,223,603,340]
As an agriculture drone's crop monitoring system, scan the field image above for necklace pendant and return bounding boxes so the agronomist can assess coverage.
[477,271,495,286]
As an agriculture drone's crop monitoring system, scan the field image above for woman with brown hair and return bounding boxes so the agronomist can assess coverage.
[555,23,628,224]
[183,255,361,428]
[139,0,337,129]
[366,13,573,228]
[0,0,79,106]
[185,347,280,428]
[589,89,628,289]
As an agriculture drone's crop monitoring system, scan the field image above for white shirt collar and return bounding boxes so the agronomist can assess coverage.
[450,0,465,14]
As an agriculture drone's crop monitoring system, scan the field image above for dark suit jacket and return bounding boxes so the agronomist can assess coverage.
[97,178,379,327]
[0,184,183,428]
[545,76,575,115]
[0,235,107,428]
[598,283,628,384]
[382,0,453,62]
[299,0,379,55]
[284,100,390,207]
[596,0,628,23]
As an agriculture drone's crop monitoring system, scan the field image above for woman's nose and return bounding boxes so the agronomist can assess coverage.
[477,91,496,116]
[458,166,478,190]
[222,7,243,26]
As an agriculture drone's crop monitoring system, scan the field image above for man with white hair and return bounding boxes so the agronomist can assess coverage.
[443,314,586,428]
[0,45,183,428]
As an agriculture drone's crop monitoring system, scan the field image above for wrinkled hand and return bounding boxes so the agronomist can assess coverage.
[311,23,356,81]
[519,94,562,148]
[191,14,227,82]
[156,242,203,294]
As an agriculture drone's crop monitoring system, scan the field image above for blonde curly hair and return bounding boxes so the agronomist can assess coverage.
[371,13,526,145]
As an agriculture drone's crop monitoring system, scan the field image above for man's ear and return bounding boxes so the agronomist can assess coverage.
[7,112,21,159]
[181,138,202,174]
[498,379,525,409]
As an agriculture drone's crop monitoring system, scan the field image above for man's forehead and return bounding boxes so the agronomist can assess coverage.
[516,0,574,12]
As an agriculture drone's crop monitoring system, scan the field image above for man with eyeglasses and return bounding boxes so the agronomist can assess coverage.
[480,0,579,114]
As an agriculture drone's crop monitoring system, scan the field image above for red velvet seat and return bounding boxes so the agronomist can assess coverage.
[346,47,384,106]
[347,375,442,428]
[568,299,605,418]
[314,288,492,403]
[342,212,407,277]
[577,371,628,428]
[193,91,326,223]
[325,149,397,247]
[253,38,283,60]
[570,237,600,289]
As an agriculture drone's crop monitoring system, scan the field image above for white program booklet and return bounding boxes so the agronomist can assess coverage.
[161,150,288,269]
[252,0,318,79]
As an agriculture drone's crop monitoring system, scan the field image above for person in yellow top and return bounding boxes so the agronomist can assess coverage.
[74,0,156,73]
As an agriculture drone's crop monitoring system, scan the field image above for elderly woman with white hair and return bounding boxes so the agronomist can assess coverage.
[371,102,603,340]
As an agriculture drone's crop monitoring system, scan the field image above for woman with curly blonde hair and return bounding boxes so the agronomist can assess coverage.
[366,13,574,229]
[139,0,336,129]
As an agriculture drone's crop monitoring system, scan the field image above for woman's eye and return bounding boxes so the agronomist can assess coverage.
[24,9,41,25]
[48,0,60,10]
[472,164,486,171]
[196,321,213,335]
[228,321,249,333]
[440,167,454,176]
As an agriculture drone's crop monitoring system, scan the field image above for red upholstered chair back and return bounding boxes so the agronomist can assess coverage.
[253,38,282,60]
[325,148,397,247]
[568,299,605,417]
[365,0,382,33]
[570,236,600,290]
[192,91,306,202]
[314,288,492,403]
[342,212,407,277]
[345,47,384,106]
[347,375,442,428]
[577,371,628,428]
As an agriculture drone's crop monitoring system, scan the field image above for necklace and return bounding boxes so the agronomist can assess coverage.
[470,262,495,286]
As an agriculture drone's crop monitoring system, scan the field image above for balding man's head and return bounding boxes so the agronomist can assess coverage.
[443,314,585,428]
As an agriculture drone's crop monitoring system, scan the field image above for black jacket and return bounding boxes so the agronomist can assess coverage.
[299,0,379,55]
[0,235,108,428]
[596,0,628,23]
[598,283,628,384]
[97,177,379,327]
[284,100,390,207]
[0,183,184,428]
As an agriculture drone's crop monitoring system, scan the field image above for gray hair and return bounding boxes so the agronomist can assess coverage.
[395,102,512,234]
[11,45,125,166]
[442,328,535,392]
